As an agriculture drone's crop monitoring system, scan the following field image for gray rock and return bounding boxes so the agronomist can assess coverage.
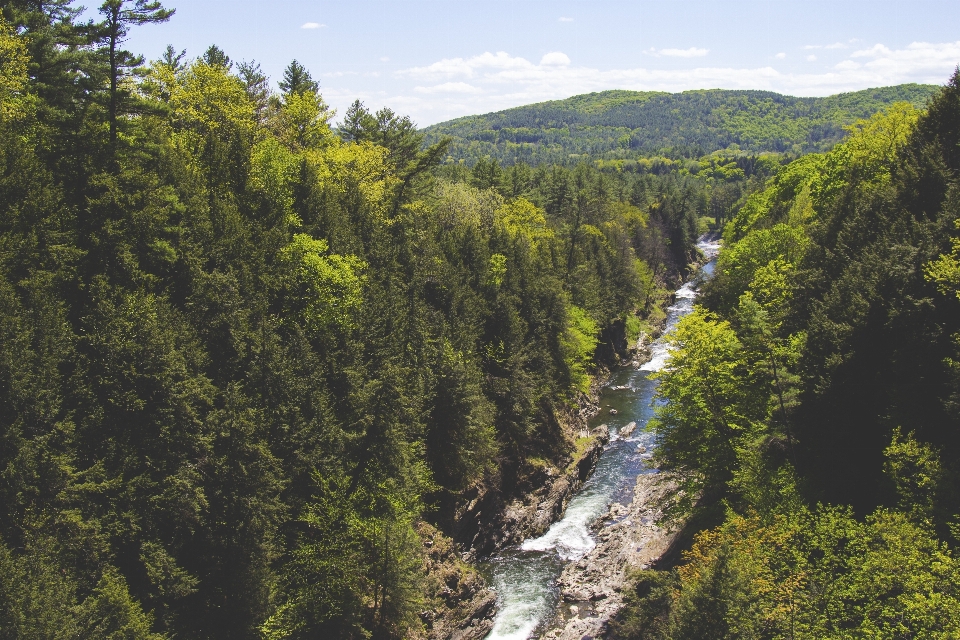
[543,473,679,640]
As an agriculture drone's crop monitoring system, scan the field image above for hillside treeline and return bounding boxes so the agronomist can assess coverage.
[613,73,960,638]
[0,3,695,638]
[437,144,794,265]
[423,85,939,166]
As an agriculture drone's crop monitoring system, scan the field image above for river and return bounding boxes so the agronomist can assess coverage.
[480,237,721,640]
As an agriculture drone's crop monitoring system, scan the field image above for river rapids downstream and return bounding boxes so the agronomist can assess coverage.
[480,237,721,640]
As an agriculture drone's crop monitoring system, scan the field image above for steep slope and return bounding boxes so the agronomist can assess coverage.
[423,85,939,165]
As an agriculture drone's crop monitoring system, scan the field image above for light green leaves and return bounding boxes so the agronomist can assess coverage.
[884,428,942,524]
[495,196,553,242]
[249,137,301,223]
[926,219,960,300]
[649,310,768,518]
[488,253,507,287]
[0,18,28,121]
[273,90,334,150]
[280,234,366,331]
[167,59,256,141]
[561,304,599,394]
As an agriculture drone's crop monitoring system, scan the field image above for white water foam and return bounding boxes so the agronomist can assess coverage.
[484,585,547,640]
[639,237,721,373]
[520,499,597,560]
[484,234,722,640]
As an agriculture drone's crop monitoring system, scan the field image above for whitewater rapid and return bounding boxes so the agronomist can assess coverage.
[481,236,720,640]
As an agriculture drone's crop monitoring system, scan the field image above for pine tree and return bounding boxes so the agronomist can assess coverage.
[97,0,174,147]
[202,44,231,69]
[237,59,270,121]
[278,59,318,97]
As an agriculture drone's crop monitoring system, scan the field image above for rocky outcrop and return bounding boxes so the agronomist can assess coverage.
[453,421,610,561]
[416,523,498,640]
[542,472,679,640]
[596,318,629,366]
[421,390,610,638]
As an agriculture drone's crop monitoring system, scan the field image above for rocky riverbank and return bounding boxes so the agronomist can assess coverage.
[420,385,612,639]
[414,523,499,640]
[543,472,679,640]
[453,408,611,562]
[420,245,712,639]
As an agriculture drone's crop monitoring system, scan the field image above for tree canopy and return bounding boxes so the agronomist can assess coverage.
[0,5,691,637]
[613,72,960,640]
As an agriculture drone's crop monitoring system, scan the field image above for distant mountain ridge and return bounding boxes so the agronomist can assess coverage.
[422,85,940,166]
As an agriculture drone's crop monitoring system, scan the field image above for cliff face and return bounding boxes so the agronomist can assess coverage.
[415,523,498,640]
[457,423,610,560]
[420,381,612,639]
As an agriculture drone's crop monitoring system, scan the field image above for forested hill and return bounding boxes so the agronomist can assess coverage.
[0,5,695,638]
[423,85,939,165]
[610,74,960,638]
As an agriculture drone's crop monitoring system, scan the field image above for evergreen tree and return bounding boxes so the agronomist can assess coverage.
[160,44,186,72]
[278,59,318,97]
[96,0,174,146]
[201,43,230,69]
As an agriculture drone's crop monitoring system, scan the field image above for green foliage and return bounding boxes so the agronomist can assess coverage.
[664,508,960,639]
[927,217,960,298]
[278,59,318,98]
[609,570,677,640]
[495,196,552,242]
[883,428,942,524]
[561,305,599,393]
[0,17,28,120]
[649,310,769,519]
[487,253,506,287]
[280,234,366,330]
[620,73,960,640]
[0,10,681,636]
[424,86,939,167]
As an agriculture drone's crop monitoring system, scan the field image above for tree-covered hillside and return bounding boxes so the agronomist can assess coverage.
[0,3,698,638]
[611,72,960,639]
[423,85,940,165]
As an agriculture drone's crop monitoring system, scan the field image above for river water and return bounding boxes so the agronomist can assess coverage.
[481,237,721,640]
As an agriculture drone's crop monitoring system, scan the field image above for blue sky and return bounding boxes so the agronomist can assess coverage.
[122,0,960,126]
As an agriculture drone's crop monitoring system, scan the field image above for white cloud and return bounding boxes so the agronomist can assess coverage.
[540,51,571,66]
[414,82,482,94]
[398,51,537,80]
[380,56,390,62]
[807,54,818,62]
[835,60,861,71]
[301,22,325,29]
[775,52,786,59]
[337,41,959,126]
[849,41,960,77]
[658,47,709,58]
[807,42,850,50]
[558,16,573,22]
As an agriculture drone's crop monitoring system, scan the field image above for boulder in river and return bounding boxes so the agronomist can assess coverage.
[608,408,618,415]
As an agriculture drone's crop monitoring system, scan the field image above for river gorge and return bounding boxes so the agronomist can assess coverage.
[481,237,721,640]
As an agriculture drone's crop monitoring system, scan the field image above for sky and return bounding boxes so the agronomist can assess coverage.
[120,0,960,126]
